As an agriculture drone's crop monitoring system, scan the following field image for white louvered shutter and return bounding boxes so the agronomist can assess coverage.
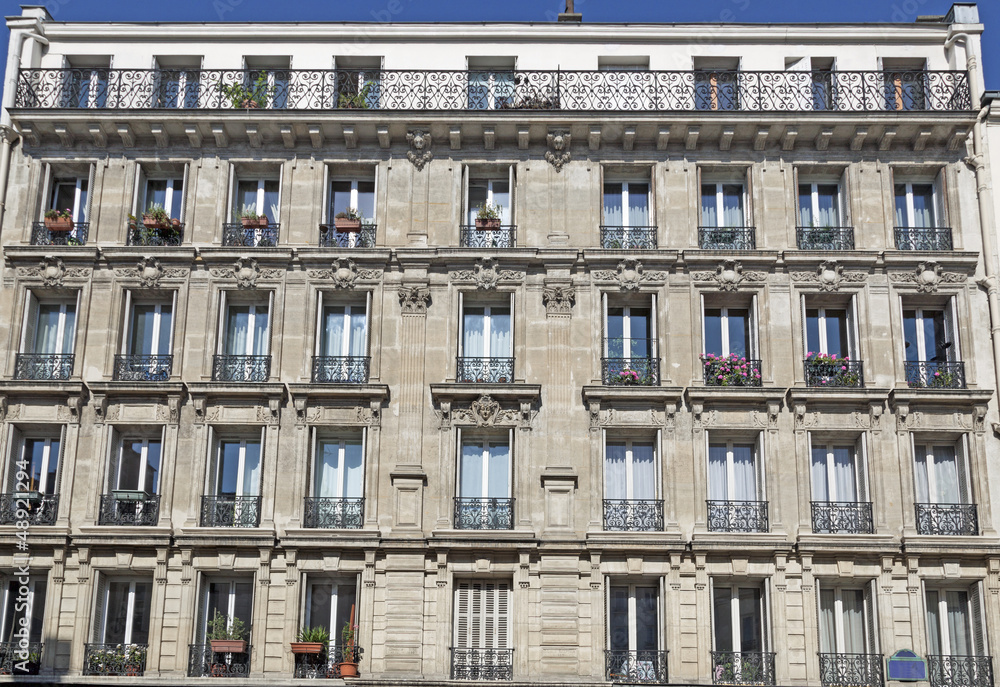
[92,573,107,643]
[971,582,987,656]
[864,580,879,654]
[455,582,471,648]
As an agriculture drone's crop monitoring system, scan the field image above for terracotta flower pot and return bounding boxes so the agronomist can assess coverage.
[290,642,326,655]
[142,215,170,230]
[210,639,247,654]
[338,662,359,678]
[334,218,362,232]
[44,217,73,232]
[475,218,501,230]
[240,217,268,228]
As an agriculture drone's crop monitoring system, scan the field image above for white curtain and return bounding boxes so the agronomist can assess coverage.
[263,180,280,222]
[252,308,269,355]
[811,447,829,501]
[349,309,366,356]
[818,589,836,653]
[914,448,931,503]
[317,441,339,497]
[460,442,484,498]
[490,309,511,357]
[722,185,744,226]
[933,446,960,503]
[894,188,907,228]
[700,186,717,227]
[463,309,485,357]
[631,443,656,500]
[816,185,839,226]
[708,444,729,500]
[35,305,62,354]
[604,183,624,225]
[732,444,756,501]
[926,591,942,655]
[343,439,363,498]
[323,307,345,356]
[946,591,971,655]
[833,447,857,502]
[241,441,261,496]
[605,442,627,500]
[226,306,249,355]
[842,589,865,654]
[911,185,934,228]
[628,183,650,226]
[487,443,510,498]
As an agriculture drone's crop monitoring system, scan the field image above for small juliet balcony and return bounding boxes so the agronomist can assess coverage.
[187,644,252,678]
[319,222,377,248]
[894,227,953,251]
[601,226,657,250]
[698,226,756,250]
[302,497,364,529]
[0,493,59,525]
[0,641,43,674]
[83,643,149,676]
[30,220,89,246]
[702,355,762,387]
[707,500,769,533]
[222,222,279,247]
[460,224,516,248]
[312,356,370,384]
[199,495,261,528]
[14,353,74,381]
[811,501,874,535]
[804,357,864,388]
[113,354,173,382]
[606,649,668,684]
[98,492,160,526]
[293,646,364,679]
[454,497,514,530]
[456,357,514,384]
[451,648,513,681]
[927,655,994,687]
[915,503,978,536]
[212,354,271,383]
[603,339,660,386]
[905,361,966,389]
[603,499,664,532]
[796,226,855,251]
[712,651,776,686]
[818,652,884,687]
[127,220,183,246]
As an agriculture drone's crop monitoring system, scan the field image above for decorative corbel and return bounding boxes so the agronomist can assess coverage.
[974,404,988,434]
[767,398,781,432]
[438,400,452,430]
[191,395,208,423]
[793,401,808,431]
[869,401,883,433]
[267,396,281,425]
[167,395,182,425]
[67,394,83,423]
[92,393,108,424]
[294,395,309,425]
[895,400,910,430]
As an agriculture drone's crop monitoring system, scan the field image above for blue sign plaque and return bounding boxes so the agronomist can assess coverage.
[887,650,928,681]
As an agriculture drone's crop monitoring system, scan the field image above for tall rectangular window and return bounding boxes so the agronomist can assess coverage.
[223,303,269,357]
[607,584,662,681]
[604,440,656,503]
[305,578,357,638]
[2,430,62,525]
[798,184,841,227]
[895,183,937,228]
[329,179,375,222]
[141,177,184,220]
[701,184,745,227]
[456,435,513,530]
[603,182,650,228]
[50,177,89,223]
[707,438,767,532]
[453,580,512,680]
[468,178,511,225]
[199,579,253,642]
[214,439,261,499]
[234,178,280,223]
[925,587,986,658]
[94,578,152,646]
[462,306,512,359]
[315,437,363,500]
[818,583,876,655]
[805,307,851,358]
[704,307,752,358]
[0,578,45,643]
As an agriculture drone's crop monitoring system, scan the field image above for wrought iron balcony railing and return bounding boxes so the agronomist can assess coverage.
[905,361,966,389]
[15,68,972,112]
[811,501,874,534]
[460,225,517,248]
[113,354,173,382]
[14,353,74,380]
[606,649,668,684]
[0,493,58,525]
[127,222,184,246]
[601,226,658,250]
[702,357,763,387]
[293,645,364,679]
[30,221,89,246]
[451,648,513,681]
[916,503,979,536]
[804,359,864,388]
[84,643,148,676]
[311,356,370,384]
[698,226,756,250]
[0,641,43,675]
[319,223,377,248]
[221,222,280,247]
[98,493,160,526]
[818,653,884,687]
[454,497,514,530]
[707,500,769,533]
[603,338,659,386]
[456,357,514,384]
[712,651,777,686]
[187,644,252,678]
[212,354,271,383]
[894,227,954,251]
[303,497,364,529]
[200,495,261,528]
[796,227,856,251]
[603,499,664,532]
[928,655,994,687]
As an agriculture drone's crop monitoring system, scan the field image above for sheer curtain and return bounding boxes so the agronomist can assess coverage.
[323,307,345,356]
[833,447,857,502]
[263,181,280,222]
[914,448,931,503]
[911,185,935,228]
[732,444,756,501]
[628,184,650,226]
[252,308,269,356]
[635,587,659,651]
[226,307,249,355]
[798,187,814,227]
[811,448,830,501]
[722,185,744,226]
[490,309,511,357]
[818,589,836,652]
[604,183,624,225]
[460,442,484,498]
[816,185,840,226]
[317,441,339,497]
[631,443,656,500]
[493,181,511,225]
[700,186,717,227]
[841,589,865,654]
[708,444,729,500]
[343,440,364,498]
[894,187,908,227]
[946,591,971,655]
[487,443,510,498]
[926,591,943,655]
[605,442,627,500]
[463,309,485,357]
[933,446,960,503]
[242,441,261,496]
[349,309,367,356]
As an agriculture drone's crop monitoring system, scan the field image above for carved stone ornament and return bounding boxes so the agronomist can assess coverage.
[593,259,667,291]
[450,257,524,290]
[692,260,766,291]
[307,259,381,288]
[112,256,188,287]
[542,285,576,316]
[398,285,431,314]
[406,129,433,170]
[451,394,524,427]
[545,130,571,171]
[17,256,90,286]
[211,258,283,288]
[789,260,868,292]
[889,261,965,293]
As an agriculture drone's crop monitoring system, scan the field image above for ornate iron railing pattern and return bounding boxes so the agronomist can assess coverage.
[451,648,513,681]
[605,649,668,684]
[14,353,74,381]
[14,68,972,112]
[0,493,59,525]
[83,643,148,676]
[187,644,252,678]
[601,226,658,250]
[818,653,884,687]
[460,225,517,248]
[804,359,864,388]
[212,354,271,383]
[292,645,364,679]
[454,497,514,530]
[811,501,874,534]
[712,651,777,686]
[199,495,261,528]
[30,221,89,246]
[456,357,515,384]
[905,361,967,389]
[0,641,43,675]
[927,655,994,687]
[311,356,370,384]
[796,227,856,251]
[602,358,660,386]
[702,358,763,387]
[127,223,184,246]
[113,354,173,382]
[319,223,377,248]
[698,227,756,250]
[603,499,664,532]
[707,500,769,533]
[221,222,280,247]
[894,227,954,251]
[98,493,160,526]
[303,497,365,529]
[915,503,979,536]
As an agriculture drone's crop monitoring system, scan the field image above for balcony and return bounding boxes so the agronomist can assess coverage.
[456,357,514,384]
[0,641,43,675]
[796,227,855,251]
[319,223,377,248]
[804,358,864,388]
[14,353,73,380]
[905,361,966,389]
[302,497,364,529]
[603,338,660,386]
[698,227,755,250]
[818,653,884,687]
[601,226,658,250]
[98,492,160,526]
[459,225,516,249]
[127,221,184,247]
[928,655,994,687]
[200,495,261,528]
[915,503,978,536]
[606,649,668,684]
[451,648,513,681]
[702,356,762,387]
[212,354,271,383]
[712,651,776,686]
[603,499,664,532]
[894,227,954,251]
[113,354,173,382]
[187,644,252,678]
[311,356,370,384]
[15,68,972,112]
[30,221,88,246]
[0,493,59,525]
[454,497,514,530]
[707,500,769,533]
[222,222,279,247]
[293,646,364,679]
[811,501,874,534]
[83,643,148,677]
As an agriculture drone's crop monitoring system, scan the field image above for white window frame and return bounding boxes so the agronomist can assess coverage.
[603,437,659,501]
[606,581,662,652]
[313,434,365,499]
[201,580,251,638]
[50,178,88,222]
[903,305,957,362]
[810,440,864,503]
[895,182,938,228]
[234,177,280,222]
[141,177,183,219]
[913,440,970,505]
[460,304,512,359]
[701,182,745,227]
[328,178,375,223]
[214,438,261,498]
[114,437,161,494]
[318,304,367,357]
[457,434,513,500]
[98,579,148,644]
[702,305,756,358]
[604,304,653,360]
[21,437,59,494]
[804,305,855,358]
[0,578,45,642]
[816,582,876,654]
[712,582,768,651]
[799,182,842,227]
[223,303,269,357]
[708,438,760,502]
[123,297,174,357]
[603,180,651,229]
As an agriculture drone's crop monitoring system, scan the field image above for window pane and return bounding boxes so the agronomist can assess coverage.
[322,306,346,356]
[713,587,733,652]
[811,447,830,501]
[894,184,908,227]
[842,589,865,654]
[130,305,157,356]
[460,442,485,498]
[911,184,935,228]
[487,442,510,498]
[252,308,269,355]
[731,444,756,501]
[104,581,131,644]
[143,179,167,213]
[832,447,857,502]
[946,591,971,655]
[825,309,849,357]
[144,441,161,494]
[330,181,354,219]
[704,309,723,355]
[463,307,485,357]
[262,180,280,222]
[903,310,920,362]
[701,185,718,226]
[805,309,820,354]
[605,442,628,500]
[816,184,840,226]
[925,590,942,655]
[217,442,242,495]
[489,307,511,357]
[118,441,144,491]
[236,180,259,217]
[469,180,489,224]
[631,443,656,500]
[131,582,152,644]
[308,581,334,632]
[226,306,250,355]
[627,183,650,226]
[727,309,750,357]
[609,586,630,651]
[343,439,364,498]
[738,587,762,652]
[722,185,744,226]
[635,587,659,651]
[335,584,358,637]
[798,185,813,226]
[232,582,253,628]
[356,181,375,220]
[708,444,729,501]
[818,589,836,652]
[242,441,261,496]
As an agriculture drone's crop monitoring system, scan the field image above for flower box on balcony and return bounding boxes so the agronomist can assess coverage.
[14,490,40,502]
[44,217,73,232]
[112,489,148,502]
[142,215,171,230]
[334,218,362,232]
[475,218,502,230]
[290,642,326,655]
[210,639,247,654]
[240,217,269,228]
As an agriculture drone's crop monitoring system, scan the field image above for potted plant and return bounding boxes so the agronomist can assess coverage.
[207,609,248,655]
[337,618,360,678]
[334,207,363,232]
[475,202,502,230]
[290,625,329,655]
[337,80,374,110]
[221,71,274,109]
[123,644,146,676]
[142,203,171,230]
[44,208,73,231]
[237,204,268,229]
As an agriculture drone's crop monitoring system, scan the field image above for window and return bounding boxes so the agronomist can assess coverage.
[202,434,262,527]
[701,183,745,228]
[799,184,842,227]
[215,294,271,383]
[903,304,963,388]
[92,578,152,647]
[334,57,382,109]
[712,583,773,684]
[811,440,872,534]
[242,57,289,109]
[895,183,938,228]
[117,294,174,381]
[458,299,513,383]
[913,440,977,536]
[154,56,201,109]
[925,587,987,659]
[329,179,375,222]
[64,57,110,109]
[604,181,650,228]
[694,58,739,111]
[314,299,369,383]
[100,432,162,527]
[304,577,357,640]
[199,579,253,643]
[234,178,280,224]
[308,435,364,529]
[804,303,861,387]
[604,439,661,531]
[17,293,77,381]
[0,577,45,645]
[805,306,852,358]
[456,435,512,530]
[817,582,880,687]
[140,177,184,221]
[467,57,516,110]
[606,583,664,682]
[883,60,926,111]
[50,177,89,223]
[708,438,767,532]
[10,434,62,496]
[604,305,656,384]
[452,581,512,680]
[468,178,511,225]
[463,167,515,248]
[704,306,753,358]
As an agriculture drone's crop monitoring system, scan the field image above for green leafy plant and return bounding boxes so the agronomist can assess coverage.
[235,203,263,222]
[337,80,374,109]
[805,351,860,387]
[928,369,960,388]
[207,610,248,641]
[341,620,356,649]
[143,203,169,222]
[45,208,72,220]
[296,626,331,644]
[701,353,762,387]
[475,202,502,221]
[335,207,363,221]
[221,71,274,109]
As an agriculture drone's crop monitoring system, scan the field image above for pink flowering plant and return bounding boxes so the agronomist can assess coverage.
[610,365,655,386]
[804,351,861,388]
[927,367,961,389]
[701,353,762,387]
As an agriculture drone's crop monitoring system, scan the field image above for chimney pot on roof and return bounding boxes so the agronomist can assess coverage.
[557,0,582,22]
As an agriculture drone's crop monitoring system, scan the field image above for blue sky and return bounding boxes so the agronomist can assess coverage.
[0,0,997,91]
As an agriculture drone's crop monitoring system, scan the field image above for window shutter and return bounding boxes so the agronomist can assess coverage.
[195,581,208,644]
[750,295,760,360]
[848,295,860,361]
[364,290,372,356]
[462,166,470,225]
[19,290,38,354]
[509,292,515,363]
[85,164,96,223]
[226,162,236,223]
[957,436,971,505]
[455,582,471,648]
[179,164,190,223]
[106,427,122,492]
[651,293,658,354]
[602,293,609,357]
[206,426,217,495]
[265,291,275,357]
[92,573,107,643]
[708,577,717,651]
[508,164,516,227]
[132,165,145,216]
[371,163,379,229]
[216,291,228,355]
[39,163,52,221]
[761,580,772,653]
[6,426,23,492]
[497,582,510,649]
[864,580,879,653]
[840,168,852,227]
[814,579,824,652]
[120,289,133,355]
[856,436,870,503]
[745,167,754,231]
[945,297,960,360]
[755,433,766,501]
[934,168,948,228]
[458,292,465,358]
[168,290,178,359]
[321,165,331,224]
[55,425,67,495]
[971,581,988,656]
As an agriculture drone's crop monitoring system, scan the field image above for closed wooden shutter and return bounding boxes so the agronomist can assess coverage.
[958,436,972,505]
[454,581,510,649]
[19,290,38,354]
[761,581,772,653]
[970,582,987,656]
[106,427,122,492]
[92,573,107,643]
[864,580,879,654]
[855,436,870,504]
